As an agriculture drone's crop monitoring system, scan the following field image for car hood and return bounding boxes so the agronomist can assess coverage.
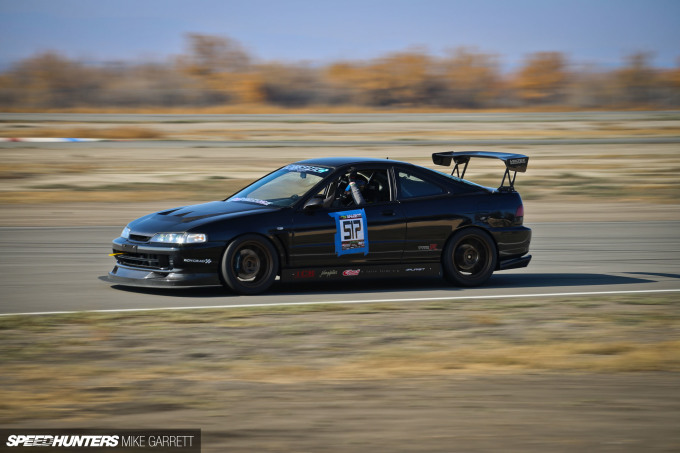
[127,200,281,234]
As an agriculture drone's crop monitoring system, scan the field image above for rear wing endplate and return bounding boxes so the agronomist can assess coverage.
[432,151,529,192]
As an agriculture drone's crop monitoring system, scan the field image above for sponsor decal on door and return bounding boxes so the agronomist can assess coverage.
[328,209,369,256]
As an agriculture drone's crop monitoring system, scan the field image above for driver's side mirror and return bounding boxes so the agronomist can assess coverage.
[303,196,324,212]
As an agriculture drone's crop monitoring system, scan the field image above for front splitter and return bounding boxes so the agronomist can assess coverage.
[104,266,222,288]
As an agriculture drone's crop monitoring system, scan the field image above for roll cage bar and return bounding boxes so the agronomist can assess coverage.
[432,151,529,192]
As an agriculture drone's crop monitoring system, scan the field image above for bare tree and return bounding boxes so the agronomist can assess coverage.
[615,52,657,105]
[0,34,677,110]
[178,33,251,76]
[514,52,569,104]
[440,47,502,108]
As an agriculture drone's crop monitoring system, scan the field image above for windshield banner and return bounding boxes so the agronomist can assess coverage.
[284,164,330,174]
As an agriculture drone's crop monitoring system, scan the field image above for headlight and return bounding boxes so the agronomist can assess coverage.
[121,226,131,239]
[151,233,207,244]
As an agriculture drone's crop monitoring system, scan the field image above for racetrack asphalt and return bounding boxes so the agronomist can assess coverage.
[1,221,678,315]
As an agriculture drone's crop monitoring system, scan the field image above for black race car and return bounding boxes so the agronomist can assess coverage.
[106,152,531,294]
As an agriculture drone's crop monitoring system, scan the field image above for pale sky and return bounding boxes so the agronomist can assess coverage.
[1,0,678,70]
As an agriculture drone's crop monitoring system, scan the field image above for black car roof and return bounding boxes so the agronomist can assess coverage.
[294,156,409,168]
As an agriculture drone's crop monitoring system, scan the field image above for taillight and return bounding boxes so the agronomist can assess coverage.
[515,204,524,225]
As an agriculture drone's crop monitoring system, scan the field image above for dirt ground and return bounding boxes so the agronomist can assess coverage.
[1,115,679,225]
[1,294,680,452]
[0,140,679,225]
[3,375,678,452]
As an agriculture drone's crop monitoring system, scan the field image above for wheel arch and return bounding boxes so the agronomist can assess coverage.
[442,225,501,270]
[218,233,281,295]
[222,232,284,276]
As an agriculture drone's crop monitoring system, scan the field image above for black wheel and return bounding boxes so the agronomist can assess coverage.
[221,234,279,295]
[442,228,497,287]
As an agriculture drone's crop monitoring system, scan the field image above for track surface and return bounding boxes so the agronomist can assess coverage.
[1,221,678,315]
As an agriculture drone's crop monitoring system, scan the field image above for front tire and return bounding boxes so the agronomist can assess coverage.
[442,228,497,287]
[221,234,279,295]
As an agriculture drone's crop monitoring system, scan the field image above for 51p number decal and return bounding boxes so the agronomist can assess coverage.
[342,218,363,241]
[329,209,369,256]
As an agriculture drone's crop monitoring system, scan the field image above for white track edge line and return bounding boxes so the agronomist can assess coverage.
[1,288,679,317]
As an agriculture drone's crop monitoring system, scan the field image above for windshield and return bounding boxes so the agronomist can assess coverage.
[227,164,331,207]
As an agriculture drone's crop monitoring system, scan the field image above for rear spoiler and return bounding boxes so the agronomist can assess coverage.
[432,151,529,192]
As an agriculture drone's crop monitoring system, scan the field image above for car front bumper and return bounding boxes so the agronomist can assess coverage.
[106,237,223,288]
[106,265,222,287]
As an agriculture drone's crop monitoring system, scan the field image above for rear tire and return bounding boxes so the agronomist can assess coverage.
[442,228,497,287]
[221,235,279,295]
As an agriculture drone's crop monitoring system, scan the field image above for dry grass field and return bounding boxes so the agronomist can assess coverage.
[0,114,679,225]
[1,294,679,451]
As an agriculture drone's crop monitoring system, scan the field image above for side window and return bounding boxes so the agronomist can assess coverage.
[322,168,392,208]
[361,169,391,204]
[397,170,446,199]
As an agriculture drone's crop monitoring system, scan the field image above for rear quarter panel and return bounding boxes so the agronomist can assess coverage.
[400,190,529,262]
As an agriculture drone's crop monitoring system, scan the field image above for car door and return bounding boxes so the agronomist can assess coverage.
[395,165,469,261]
[288,166,406,267]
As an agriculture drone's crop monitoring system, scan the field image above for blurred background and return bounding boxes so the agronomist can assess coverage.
[1,0,679,112]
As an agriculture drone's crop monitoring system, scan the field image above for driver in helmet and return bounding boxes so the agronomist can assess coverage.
[325,168,367,208]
